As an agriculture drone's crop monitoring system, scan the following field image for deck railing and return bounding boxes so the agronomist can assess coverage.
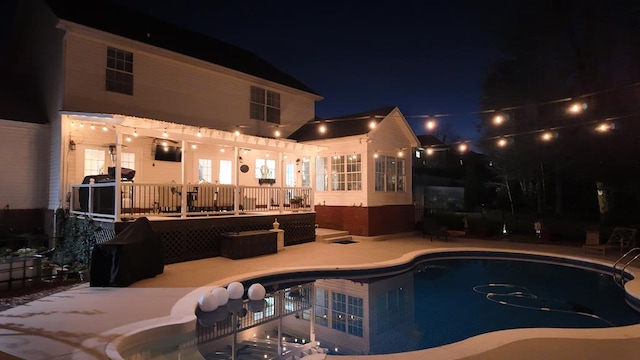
[69,182,313,221]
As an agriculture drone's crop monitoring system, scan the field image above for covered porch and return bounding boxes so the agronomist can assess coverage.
[60,112,324,222]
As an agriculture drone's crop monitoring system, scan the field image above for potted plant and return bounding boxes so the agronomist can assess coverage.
[289,196,303,211]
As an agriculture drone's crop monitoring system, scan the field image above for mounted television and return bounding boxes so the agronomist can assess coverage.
[154,144,182,162]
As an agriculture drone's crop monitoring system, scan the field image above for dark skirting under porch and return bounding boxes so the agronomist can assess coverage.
[114,212,315,265]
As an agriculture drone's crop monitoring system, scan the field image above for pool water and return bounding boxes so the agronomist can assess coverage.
[410,258,639,351]
[121,254,640,359]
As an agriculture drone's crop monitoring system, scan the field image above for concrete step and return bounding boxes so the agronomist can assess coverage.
[319,235,354,244]
[315,228,350,242]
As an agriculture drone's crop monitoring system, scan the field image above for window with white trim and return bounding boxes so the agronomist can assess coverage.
[219,160,232,184]
[346,154,362,190]
[121,152,135,170]
[255,158,276,179]
[375,155,405,192]
[250,86,280,124]
[315,157,328,191]
[331,155,345,191]
[301,158,311,187]
[84,149,105,176]
[198,159,212,183]
[106,47,133,95]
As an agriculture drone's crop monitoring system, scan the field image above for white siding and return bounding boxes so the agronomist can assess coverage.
[0,120,50,209]
[61,31,317,138]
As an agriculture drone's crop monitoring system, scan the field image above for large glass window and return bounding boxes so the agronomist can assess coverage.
[331,292,347,332]
[331,155,345,191]
[375,155,405,192]
[315,288,329,327]
[84,149,105,176]
[106,47,133,95]
[198,159,212,183]
[315,157,328,192]
[255,158,276,179]
[250,86,280,124]
[347,296,364,337]
[301,158,311,187]
[346,154,362,190]
[219,160,232,184]
[120,152,135,170]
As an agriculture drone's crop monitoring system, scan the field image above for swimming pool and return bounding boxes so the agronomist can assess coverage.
[115,250,640,359]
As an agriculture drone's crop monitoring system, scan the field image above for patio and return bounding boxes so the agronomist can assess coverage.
[0,232,638,360]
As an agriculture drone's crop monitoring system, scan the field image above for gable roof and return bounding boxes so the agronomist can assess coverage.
[288,106,396,142]
[45,0,319,96]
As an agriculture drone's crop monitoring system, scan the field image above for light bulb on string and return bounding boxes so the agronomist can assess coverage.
[492,114,507,125]
[426,147,434,156]
[197,128,202,137]
[163,129,168,138]
[567,102,587,114]
[496,138,509,147]
[318,123,326,134]
[274,129,281,138]
[133,129,138,137]
[540,131,557,141]
[369,120,377,129]
[458,143,468,153]
[595,122,615,133]
[425,119,436,131]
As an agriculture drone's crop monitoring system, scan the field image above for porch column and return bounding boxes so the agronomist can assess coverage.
[114,133,122,220]
[180,140,187,218]
[234,146,240,215]
[310,155,316,211]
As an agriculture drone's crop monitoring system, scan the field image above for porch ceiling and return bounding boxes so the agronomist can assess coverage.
[62,112,326,155]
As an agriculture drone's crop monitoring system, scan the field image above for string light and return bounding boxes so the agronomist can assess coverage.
[125,135,131,142]
[496,138,508,147]
[234,129,241,136]
[458,143,468,153]
[102,125,108,131]
[426,147,434,156]
[425,119,436,131]
[162,129,168,138]
[90,124,95,130]
[318,123,327,134]
[133,129,138,137]
[197,128,202,137]
[369,120,377,129]
[274,129,281,138]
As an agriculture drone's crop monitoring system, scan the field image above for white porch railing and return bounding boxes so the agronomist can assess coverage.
[69,182,313,221]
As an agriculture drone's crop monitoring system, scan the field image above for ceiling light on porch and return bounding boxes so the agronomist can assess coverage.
[161,141,168,147]
[274,129,281,138]
[162,129,168,138]
[102,125,108,131]
[191,144,197,149]
[133,129,138,137]
[90,124,95,130]
[397,150,404,157]
[373,151,378,158]
[197,128,202,137]
[125,136,132,142]
[220,147,225,153]
[79,122,84,128]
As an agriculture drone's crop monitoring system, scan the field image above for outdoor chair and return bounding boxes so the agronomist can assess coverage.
[582,227,637,255]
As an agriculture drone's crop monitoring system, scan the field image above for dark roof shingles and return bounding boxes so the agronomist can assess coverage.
[289,106,396,141]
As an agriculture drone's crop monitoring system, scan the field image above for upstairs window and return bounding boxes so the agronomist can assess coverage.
[250,86,280,124]
[106,47,133,95]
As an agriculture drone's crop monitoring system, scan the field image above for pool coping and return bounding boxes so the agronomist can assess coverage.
[103,247,640,360]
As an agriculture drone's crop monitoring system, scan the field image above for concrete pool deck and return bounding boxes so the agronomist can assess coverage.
[0,230,638,359]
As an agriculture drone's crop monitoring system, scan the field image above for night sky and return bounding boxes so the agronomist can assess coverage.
[110,0,504,140]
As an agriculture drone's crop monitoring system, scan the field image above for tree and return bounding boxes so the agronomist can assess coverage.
[477,0,640,223]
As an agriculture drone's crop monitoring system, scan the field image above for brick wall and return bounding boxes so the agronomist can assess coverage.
[315,205,415,236]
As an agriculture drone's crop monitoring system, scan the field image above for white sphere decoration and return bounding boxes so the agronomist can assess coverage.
[212,287,229,306]
[198,292,219,312]
[227,282,244,300]
[247,283,266,300]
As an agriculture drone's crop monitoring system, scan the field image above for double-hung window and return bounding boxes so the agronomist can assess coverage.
[106,47,133,95]
[375,155,406,192]
[331,155,345,191]
[250,86,280,124]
